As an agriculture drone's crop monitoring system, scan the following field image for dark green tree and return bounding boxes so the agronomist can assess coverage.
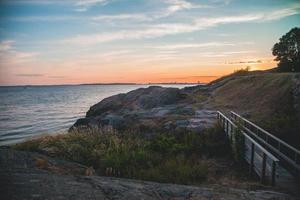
[272,27,300,72]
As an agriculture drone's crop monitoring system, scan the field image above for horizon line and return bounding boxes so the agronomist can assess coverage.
[0,82,205,87]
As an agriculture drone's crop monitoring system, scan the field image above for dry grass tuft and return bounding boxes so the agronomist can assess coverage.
[35,157,48,169]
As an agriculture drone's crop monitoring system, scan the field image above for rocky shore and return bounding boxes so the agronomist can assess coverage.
[2,72,300,199]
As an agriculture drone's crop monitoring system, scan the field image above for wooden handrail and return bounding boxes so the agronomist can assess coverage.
[217,111,279,185]
[230,111,300,171]
[242,125,300,171]
[217,112,279,162]
[230,111,300,154]
[243,130,279,162]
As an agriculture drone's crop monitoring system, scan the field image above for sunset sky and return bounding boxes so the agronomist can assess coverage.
[0,0,300,85]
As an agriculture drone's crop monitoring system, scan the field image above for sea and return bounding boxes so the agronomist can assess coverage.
[0,84,195,146]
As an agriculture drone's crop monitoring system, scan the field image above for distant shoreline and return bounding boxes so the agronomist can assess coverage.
[0,83,202,87]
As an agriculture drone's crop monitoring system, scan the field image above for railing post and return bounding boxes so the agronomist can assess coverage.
[249,142,255,176]
[261,153,266,184]
[230,126,233,142]
[271,161,276,186]
[226,120,229,134]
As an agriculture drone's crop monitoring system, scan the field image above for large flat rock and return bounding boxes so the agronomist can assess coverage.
[0,148,296,200]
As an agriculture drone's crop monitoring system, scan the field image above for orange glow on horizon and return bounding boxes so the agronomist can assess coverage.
[0,65,276,86]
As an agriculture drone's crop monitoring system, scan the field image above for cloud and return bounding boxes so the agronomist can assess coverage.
[0,0,62,5]
[161,0,209,17]
[90,0,209,20]
[0,40,15,51]
[198,50,255,57]
[91,14,149,22]
[75,0,109,6]
[74,0,111,12]
[149,42,236,50]
[63,5,300,45]
[0,40,39,64]
[225,58,276,65]
[146,0,211,20]
[168,75,219,79]
[4,15,80,22]
[48,75,67,79]
[16,73,44,77]
[209,0,232,5]
[227,60,262,64]
[14,51,39,59]
[260,6,300,21]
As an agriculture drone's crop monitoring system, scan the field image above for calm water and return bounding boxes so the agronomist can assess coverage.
[0,84,193,145]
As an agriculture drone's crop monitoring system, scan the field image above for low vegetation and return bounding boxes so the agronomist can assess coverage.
[232,122,245,164]
[209,72,299,148]
[13,124,241,185]
[232,66,251,76]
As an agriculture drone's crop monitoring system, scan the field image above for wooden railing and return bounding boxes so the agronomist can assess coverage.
[230,111,300,174]
[217,111,279,185]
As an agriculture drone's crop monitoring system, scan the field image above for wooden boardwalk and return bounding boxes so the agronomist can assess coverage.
[217,111,300,188]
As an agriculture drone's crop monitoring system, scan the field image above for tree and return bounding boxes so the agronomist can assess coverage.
[272,27,300,72]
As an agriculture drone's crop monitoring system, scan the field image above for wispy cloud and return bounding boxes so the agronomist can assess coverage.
[74,0,112,12]
[91,14,149,22]
[0,40,15,51]
[160,0,209,18]
[259,6,300,21]
[63,5,300,45]
[227,60,262,64]
[165,75,219,80]
[0,40,39,64]
[48,75,67,79]
[0,0,62,5]
[148,42,236,50]
[3,15,79,22]
[1,0,113,12]
[16,73,44,77]
[198,50,255,57]
[225,58,276,65]
[3,0,209,22]
[75,0,109,6]
[91,0,209,21]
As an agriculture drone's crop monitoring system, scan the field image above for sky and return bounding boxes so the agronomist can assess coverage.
[0,0,299,85]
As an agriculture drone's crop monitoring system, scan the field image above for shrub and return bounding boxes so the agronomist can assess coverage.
[232,66,250,76]
[14,123,230,185]
[232,123,245,163]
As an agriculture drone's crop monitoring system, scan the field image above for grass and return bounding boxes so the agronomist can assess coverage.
[209,72,300,148]
[187,93,208,103]
[14,124,237,185]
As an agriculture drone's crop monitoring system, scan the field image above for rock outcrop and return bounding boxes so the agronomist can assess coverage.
[71,86,218,133]
[71,72,300,148]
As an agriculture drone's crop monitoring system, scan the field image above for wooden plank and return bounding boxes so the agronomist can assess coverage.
[271,161,276,186]
[249,142,255,175]
[261,153,266,183]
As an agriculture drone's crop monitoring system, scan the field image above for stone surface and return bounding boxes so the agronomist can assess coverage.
[0,148,296,200]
